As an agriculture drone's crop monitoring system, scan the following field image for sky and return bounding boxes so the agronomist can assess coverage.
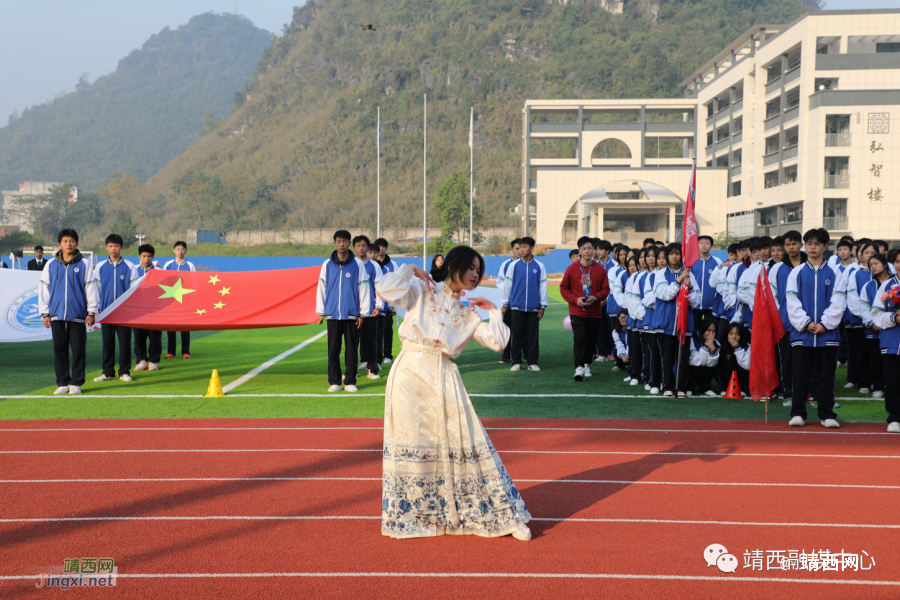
[0,0,895,124]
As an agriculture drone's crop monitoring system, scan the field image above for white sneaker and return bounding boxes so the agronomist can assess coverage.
[93,374,114,382]
[872,390,884,398]
[644,384,651,391]
[148,362,159,371]
[843,382,855,389]
[511,364,521,372]
[859,387,870,394]
[119,374,133,382]
[574,367,585,382]
[327,385,342,392]
[623,375,632,382]
[527,364,541,372]
[512,525,532,541]
[686,391,693,397]
[703,390,717,397]
[583,365,592,378]
[367,372,381,380]
[344,385,359,393]
[888,422,900,433]
[383,358,393,365]
[822,419,840,429]
[134,360,148,372]
[630,379,639,386]
[650,387,660,394]
[358,362,368,371]
[789,416,805,427]
[595,356,607,362]
[53,386,69,395]
[68,386,82,395]
[663,391,674,397]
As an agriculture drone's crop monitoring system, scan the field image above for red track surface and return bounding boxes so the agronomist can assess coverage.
[1,418,897,599]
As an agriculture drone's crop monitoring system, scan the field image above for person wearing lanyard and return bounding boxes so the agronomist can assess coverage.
[560,236,611,382]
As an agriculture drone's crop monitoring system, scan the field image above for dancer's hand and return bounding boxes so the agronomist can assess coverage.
[410,265,434,291]
[467,297,496,311]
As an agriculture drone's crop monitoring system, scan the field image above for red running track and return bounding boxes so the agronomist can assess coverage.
[0,418,897,600]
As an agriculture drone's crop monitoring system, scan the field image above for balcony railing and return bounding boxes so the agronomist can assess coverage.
[823,217,848,230]
[826,132,851,147]
[824,174,849,189]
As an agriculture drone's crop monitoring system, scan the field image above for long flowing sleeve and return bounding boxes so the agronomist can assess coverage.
[376,263,424,309]
[472,308,510,352]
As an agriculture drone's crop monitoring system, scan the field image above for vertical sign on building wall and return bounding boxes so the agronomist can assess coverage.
[867,113,889,203]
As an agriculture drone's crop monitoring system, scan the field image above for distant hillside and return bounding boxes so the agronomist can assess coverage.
[132,0,808,235]
[0,13,272,191]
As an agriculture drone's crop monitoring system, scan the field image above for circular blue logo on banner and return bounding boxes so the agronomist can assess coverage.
[5,289,44,332]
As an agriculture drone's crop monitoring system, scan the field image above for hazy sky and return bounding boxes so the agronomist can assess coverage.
[0,0,895,124]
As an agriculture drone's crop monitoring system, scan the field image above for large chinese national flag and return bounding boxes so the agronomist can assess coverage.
[749,267,786,401]
[97,268,320,331]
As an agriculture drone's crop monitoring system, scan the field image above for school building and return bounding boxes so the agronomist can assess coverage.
[522,9,900,251]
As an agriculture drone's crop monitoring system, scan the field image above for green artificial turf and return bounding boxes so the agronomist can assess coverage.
[0,289,889,422]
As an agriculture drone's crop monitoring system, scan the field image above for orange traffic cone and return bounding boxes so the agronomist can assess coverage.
[724,371,742,399]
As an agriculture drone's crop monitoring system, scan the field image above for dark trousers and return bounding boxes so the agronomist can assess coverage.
[571,315,601,368]
[777,335,793,398]
[791,346,838,421]
[640,331,652,384]
[849,328,869,388]
[381,313,394,360]
[134,329,162,364]
[659,334,690,393]
[628,329,643,381]
[358,317,380,374]
[716,317,732,349]
[501,308,513,362]
[719,355,750,395]
[649,333,662,387]
[327,319,359,385]
[838,322,849,367]
[596,306,612,356]
[101,324,132,377]
[881,354,900,424]
[693,309,713,333]
[608,315,619,358]
[869,339,884,392]
[167,331,191,356]
[687,365,716,395]
[511,310,540,366]
[51,320,87,387]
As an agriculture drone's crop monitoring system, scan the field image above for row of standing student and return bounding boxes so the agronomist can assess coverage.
[37,230,197,395]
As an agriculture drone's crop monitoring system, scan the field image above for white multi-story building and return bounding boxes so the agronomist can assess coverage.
[525,9,900,249]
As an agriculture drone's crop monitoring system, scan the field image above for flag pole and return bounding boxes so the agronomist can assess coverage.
[675,157,698,394]
[377,106,381,239]
[469,106,474,247]
[423,94,427,269]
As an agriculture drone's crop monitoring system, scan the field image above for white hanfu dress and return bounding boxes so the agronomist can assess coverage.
[376,264,532,539]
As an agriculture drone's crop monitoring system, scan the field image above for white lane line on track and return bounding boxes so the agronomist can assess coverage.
[0,394,881,400]
[2,477,897,490]
[1,449,897,458]
[0,572,897,585]
[1,515,898,531]
[222,330,328,393]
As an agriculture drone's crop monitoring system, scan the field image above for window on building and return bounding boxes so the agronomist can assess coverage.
[734,87,744,103]
[766,98,781,119]
[876,42,900,53]
[784,165,798,184]
[787,50,801,71]
[765,134,780,155]
[766,62,782,83]
[706,159,713,168]
[706,103,714,118]
[706,131,713,147]
[815,77,838,92]
[717,155,730,167]
[733,116,743,135]
[732,181,742,197]
[717,124,730,141]
[824,157,849,188]
[823,199,848,231]
[825,115,851,146]
[732,149,742,166]
[717,95,730,112]
[765,171,779,189]
[785,89,800,111]
[784,126,799,149]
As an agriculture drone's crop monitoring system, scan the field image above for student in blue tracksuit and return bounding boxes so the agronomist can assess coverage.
[94,234,138,383]
[38,228,100,396]
[163,241,196,358]
[593,238,616,360]
[690,235,722,333]
[642,246,668,394]
[786,228,847,428]
[497,239,521,363]
[846,242,877,393]
[867,251,900,433]
[132,244,163,372]
[653,243,701,397]
[353,235,384,380]
[769,230,807,406]
[687,320,720,397]
[861,253,890,401]
[635,249,655,388]
[374,238,400,364]
[316,230,372,393]
[609,246,631,372]
[734,236,772,337]
[710,243,738,351]
[502,236,548,371]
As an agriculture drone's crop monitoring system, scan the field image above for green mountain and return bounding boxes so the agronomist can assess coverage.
[135,0,809,234]
[0,13,272,191]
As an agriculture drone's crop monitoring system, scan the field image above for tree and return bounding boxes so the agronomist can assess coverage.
[201,111,220,134]
[434,169,482,252]
[711,230,737,250]
[3,184,70,239]
[245,177,287,229]
[0,230,45,254]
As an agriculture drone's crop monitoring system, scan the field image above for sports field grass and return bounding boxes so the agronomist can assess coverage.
[0,289,888,422]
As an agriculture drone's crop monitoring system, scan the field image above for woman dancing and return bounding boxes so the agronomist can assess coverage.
[376,246,532,540]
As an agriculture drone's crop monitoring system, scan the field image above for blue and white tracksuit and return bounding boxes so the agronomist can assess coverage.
[38,251,100,323]
[316,252,372,320]
[785,261,847,348]
[502,258,549,313]
[163,259,196,272]
[652,266,700,337]
[691,255,723,311]
[95,258,138,313]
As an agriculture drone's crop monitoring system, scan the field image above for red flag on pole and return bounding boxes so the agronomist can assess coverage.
[97,268,321,331]
[749,267,786,401]
[675,284,690,344]
[675,158,698,344]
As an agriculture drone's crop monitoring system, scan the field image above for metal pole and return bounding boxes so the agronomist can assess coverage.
[469,106,474,247]
[423,94,427,269]
[377,106,381,239]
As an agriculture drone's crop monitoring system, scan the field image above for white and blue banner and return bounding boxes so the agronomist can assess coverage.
[0,270,50,342]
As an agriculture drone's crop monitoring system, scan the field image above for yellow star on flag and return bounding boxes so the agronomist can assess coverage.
[158,279,196,304]
[219,287,231,296]
[214,302,225,309]
[208,275,220,284]
[196,309,207,315]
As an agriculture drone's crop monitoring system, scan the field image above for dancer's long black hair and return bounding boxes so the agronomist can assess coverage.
[431,246,485,285]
